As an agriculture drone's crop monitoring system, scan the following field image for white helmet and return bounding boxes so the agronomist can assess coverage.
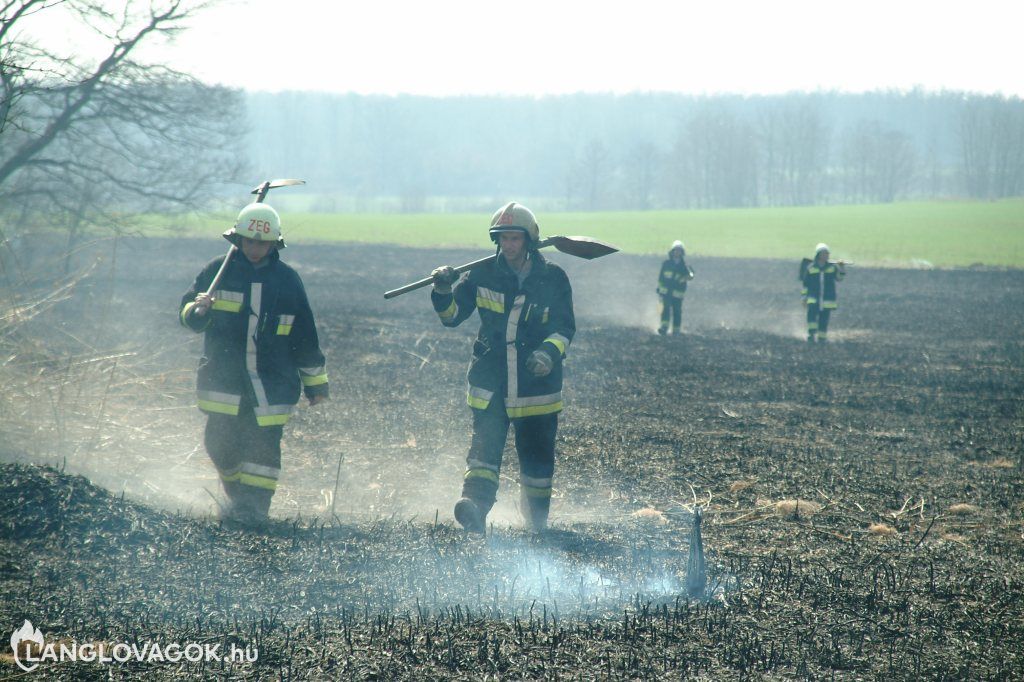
[489,201,540,246]
[223,203,285,248]
[671,240,685,253]
[815,243,830,255]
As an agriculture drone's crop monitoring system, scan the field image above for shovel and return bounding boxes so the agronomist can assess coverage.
[203,179,305,297]
[384,235,618,299]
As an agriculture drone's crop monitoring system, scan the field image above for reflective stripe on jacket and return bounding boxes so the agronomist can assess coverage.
[179,250,328,426]
[432,251,575,418]
[801,261,844,309]
[657,256,694,298]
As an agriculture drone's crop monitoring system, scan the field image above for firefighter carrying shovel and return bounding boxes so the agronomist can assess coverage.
[429,202,576,534]
[179,188,329,525]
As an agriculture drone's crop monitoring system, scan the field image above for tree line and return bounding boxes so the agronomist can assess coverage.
[247,90,1024,211]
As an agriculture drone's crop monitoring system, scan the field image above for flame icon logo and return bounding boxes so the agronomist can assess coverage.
[10,620,44,672]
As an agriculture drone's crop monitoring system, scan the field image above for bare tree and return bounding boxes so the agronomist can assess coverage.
[757,100,830,206]
[565,138,610,210]
[621,139,659,210]
[959,96,1024,199]
[673,105,758,208]
[0,0,246,272]
[840,120,916,203]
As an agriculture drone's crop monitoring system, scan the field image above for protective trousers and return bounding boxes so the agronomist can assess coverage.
[806,305,831,342]
[462,394,557,530]
[204,407,283,521]
[659,294,683,333]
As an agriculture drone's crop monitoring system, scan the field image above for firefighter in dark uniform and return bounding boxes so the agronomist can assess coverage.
[430,202,575,534]
[800,243,846,343]
[179,203,329,524]
[657,240,694,335]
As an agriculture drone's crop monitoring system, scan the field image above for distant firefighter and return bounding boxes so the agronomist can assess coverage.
[179,203,329,525]
[656,240,695,335]
[429,202,576,534]
[800,243,846,343]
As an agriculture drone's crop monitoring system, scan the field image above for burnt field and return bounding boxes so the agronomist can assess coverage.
[1,237,1023,680]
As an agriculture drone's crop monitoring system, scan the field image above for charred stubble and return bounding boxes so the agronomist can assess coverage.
[1,240,1022,679]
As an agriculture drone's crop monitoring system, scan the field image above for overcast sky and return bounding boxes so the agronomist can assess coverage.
[35,0,1024,97]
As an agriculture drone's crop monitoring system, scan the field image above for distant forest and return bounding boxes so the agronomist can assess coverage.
[247,90,1024,212]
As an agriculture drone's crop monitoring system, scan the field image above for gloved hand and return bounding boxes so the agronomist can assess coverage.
[193,292,214,316]
[431,265,458,294]
[526,349,554,377]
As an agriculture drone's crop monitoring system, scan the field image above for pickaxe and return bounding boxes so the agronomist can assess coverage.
[203,179,305,297]
[384,235,618,299]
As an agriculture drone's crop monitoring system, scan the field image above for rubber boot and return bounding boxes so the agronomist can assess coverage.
[521,493,551,532]
[454,497,487,535]
[225,486,272,527]
[219,479,242,520]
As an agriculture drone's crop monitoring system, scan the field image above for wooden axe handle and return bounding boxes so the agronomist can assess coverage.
[204,245,237,297]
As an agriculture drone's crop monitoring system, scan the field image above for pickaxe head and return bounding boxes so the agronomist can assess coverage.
[251,179,306,203]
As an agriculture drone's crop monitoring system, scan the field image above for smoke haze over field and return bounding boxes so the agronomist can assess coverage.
[8,234,1011,535]
[0,240,849,527]
[565,253,810,339]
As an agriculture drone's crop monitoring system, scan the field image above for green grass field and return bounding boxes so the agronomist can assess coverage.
[166,199,1024,268]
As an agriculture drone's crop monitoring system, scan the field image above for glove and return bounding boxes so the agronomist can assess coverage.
[193,292,214,316]
[526,349,554,377]
[431,265,457,294]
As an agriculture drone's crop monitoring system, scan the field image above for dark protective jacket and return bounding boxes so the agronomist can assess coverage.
[432,251,575,418]
[657,255,694,298]
[179,249,328,426]
[800,259,845,309]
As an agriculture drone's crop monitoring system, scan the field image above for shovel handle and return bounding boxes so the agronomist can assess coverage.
[383,237,597,299]
[383,253,497,299]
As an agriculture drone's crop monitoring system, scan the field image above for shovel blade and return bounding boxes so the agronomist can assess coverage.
[546,235,619,260]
